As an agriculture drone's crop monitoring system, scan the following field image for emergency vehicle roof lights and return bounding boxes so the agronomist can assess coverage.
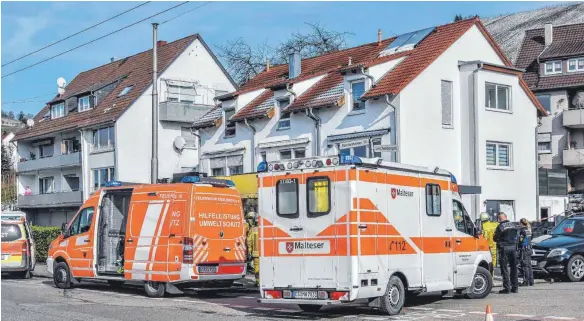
[181,176,235,187]
[257,161,268,172]
[339,155,362,165]
[104,180,122,187]
[450,172,458,184]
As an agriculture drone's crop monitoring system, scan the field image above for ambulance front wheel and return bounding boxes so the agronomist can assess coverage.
[465,266,493,299]
[144,281,166,298]
[53,262,72,289]
[380,275,406,315]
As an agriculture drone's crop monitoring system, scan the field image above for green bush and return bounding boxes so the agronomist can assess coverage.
[31,226,61,263]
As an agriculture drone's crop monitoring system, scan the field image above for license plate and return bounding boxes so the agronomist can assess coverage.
[197,265,218,274]
[293,291,318,299]
[531,260,537,266]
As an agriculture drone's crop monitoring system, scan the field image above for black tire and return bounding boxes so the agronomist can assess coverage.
[144,281,166,298]
[465,266,493,299]
[298,305,322,313]
[565,255,584,282]
[379,275,406,316]
[107,280,125,287]
[53,262,72,289]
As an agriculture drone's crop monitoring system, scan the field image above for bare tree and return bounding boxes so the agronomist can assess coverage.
[217,22,352,85]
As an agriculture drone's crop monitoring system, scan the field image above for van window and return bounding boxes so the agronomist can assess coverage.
[425,184,441,216]
[1,224,22,242]
[307,177,331,216]
[277,178,299,217]
[69,207,95,236]
[452,200,474,235]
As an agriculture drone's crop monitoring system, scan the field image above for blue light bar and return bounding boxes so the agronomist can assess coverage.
[450,173,457,185]
[181,176,235,187]
[339,155,362,165]
[104,180,122,187]
[257,161,268,173]
[181,176,201,183]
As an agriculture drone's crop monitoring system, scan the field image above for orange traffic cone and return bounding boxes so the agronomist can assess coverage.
[485,304,494,321]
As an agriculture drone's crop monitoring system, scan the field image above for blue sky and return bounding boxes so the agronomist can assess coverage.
[1,1,555,116]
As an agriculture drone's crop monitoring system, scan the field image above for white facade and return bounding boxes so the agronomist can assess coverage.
[199,25,541,220]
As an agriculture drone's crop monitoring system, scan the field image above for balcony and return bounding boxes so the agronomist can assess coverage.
[17,152,81,173]
[563,148,584,167]
[563,108,584,128]
[17,190,83,208]
[159,101,214,123]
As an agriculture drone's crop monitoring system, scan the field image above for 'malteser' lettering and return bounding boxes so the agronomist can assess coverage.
[395,189,413,197]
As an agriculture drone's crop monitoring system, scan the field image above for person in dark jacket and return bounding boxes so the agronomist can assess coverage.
[493,212,520,293]
[519,218,534,286]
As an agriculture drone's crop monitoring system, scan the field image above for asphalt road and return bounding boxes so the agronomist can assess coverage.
[2,276,583,321]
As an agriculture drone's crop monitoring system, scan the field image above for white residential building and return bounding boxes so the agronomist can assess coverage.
[13,35,236,226]
[194,18,546,221]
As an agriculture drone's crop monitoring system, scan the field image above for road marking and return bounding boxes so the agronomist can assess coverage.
[252,307,275,311]
[469,312,485,315]
[362,318,386,321]
[506,314,535,318]
[544,317,576,320]
[408,307,434,311]
[435,309,463,313]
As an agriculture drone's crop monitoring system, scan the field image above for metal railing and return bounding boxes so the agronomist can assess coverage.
[17,190,83,208]
[17,151,81,172]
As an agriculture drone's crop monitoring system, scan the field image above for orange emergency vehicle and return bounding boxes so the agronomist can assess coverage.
[257,156,492,315]
[47,176,247,297]
[1,211,36,279]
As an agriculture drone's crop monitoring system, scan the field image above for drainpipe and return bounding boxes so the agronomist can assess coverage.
[285,83,297,100]
[360,66,375,84]
[470,62,483,219]
[535,123,540,220]
[384,94,400,163]
[306,108,321,157]
[190,129,202,173]
[78,129,87,200]
[244,118,256,169]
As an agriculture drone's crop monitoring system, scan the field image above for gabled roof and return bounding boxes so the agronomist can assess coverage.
[285,72,345,112]
[231,90,275,121]
[516,23,584,91]
[15,34,236,141]
[192,106,223,129]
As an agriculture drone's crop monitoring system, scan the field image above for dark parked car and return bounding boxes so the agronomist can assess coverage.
[531,215,584,282]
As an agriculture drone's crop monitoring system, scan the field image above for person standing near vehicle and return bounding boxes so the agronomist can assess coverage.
[519,218,534,286]
[245,212,259,287]
[494,212,520,293]
[480,212,499,270]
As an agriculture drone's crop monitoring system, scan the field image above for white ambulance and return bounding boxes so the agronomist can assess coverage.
[257,155,492,315]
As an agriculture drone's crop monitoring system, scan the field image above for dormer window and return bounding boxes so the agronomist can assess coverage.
[277,97,291,130]
[544,61,562,75]
[224,109,236,138]
[351,81,366,112]
[78,96,91,112]
[118,86,133,97]
[568,58,584,72]
[51,103,65,119]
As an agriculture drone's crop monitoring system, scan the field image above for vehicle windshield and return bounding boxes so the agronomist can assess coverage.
[551,219,584,237]
[1,224,23,242]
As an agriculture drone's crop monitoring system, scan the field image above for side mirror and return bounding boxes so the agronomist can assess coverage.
[61,223,69,238]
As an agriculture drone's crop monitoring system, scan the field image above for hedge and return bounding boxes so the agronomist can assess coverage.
[31,226,61,263]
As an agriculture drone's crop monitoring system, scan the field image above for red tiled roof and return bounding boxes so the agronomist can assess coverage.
[540,40,584,60]
[285,72,345,112]
[15,34,235,141]
[192,106,223,129]
[231,89,275,121]
[516,23,584,91]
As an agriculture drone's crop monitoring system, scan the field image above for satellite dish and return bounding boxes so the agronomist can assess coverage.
[57,77,66,88]
[26,119,34,127]
[174,136,186,151]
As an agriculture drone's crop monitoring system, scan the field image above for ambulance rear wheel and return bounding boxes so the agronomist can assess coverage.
[380,275,405,315]
[53,262,72,289]
[466,266,493,299]
[144,281,166,298]
[298,305,322,313]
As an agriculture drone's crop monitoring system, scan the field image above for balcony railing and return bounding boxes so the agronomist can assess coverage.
[17,151,81,173]
[17,190,83,208]
[563,148,584,167]
[159,101,214,123]
[563,108,584,128]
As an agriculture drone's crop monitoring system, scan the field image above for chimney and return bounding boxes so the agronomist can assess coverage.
[544,24,553,46]
[288,52,301,79]
[110,57,118,63]
[266,59,271,72]
[157,40,167,47]
[348,56,352,66]
[378,29,382,46]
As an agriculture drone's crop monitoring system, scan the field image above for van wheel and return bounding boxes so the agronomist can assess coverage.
[466,266,492,299]
[380,275,406,315]
[566,255,584,282]
[107,280,125,287]
[298,305,322,313]
[144,281,166,298]
[53,262,72,289]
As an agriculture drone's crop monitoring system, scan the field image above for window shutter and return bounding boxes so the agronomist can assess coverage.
[66,97,78,114]
[226,155,243,167]
[441,80,452,126]
[210,157,226,169]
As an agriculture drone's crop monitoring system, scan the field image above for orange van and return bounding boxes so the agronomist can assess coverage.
[47,176,247,297]
[1,211,36,279]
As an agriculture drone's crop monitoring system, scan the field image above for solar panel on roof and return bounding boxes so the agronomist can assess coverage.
[384,31,416,52]
[380,27,436,56]
[403,27,435,47]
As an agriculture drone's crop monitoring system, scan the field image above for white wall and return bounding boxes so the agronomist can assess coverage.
[539,195,568,219]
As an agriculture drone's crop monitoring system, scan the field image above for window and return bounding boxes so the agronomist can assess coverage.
[425,184,441,216]
[224,109,236,138]
[280,150,292,160]
[168,84,196,103]
[1,224,22,242]
[486,142,512,169]
[39,144,54,158]
[452,200,474,235]
[62,138,80,154]
[118,86,133,97]
[276,178,298,217]
[485,200,515,221]
[78,96,91,112]
[567,58,584,72]
[339,140,369,158]
[39,177,54,194]
[538,142,552,154]
[351,81,366,111]
[372,138,382,158]
[278,98,291,130]
[544,61,562,75]
[63,174,80,191]
[536,94,551,113]
[229,165,243,175]
[92,167,115,191]
[92,127,115,152]
[68,207,94,236]
[307,177,331,216]
[212,167,225,176]
[209,155,242,176]
[441,80,453,127]
[485,83,510,111]
[279,149,304,160]
[51,103,65,119]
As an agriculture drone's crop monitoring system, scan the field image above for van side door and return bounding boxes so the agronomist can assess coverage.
[451,200,478,288]
[66,207,95,278]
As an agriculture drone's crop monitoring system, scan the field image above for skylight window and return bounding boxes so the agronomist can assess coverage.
[118,86,133,97]
[380,27,435,56]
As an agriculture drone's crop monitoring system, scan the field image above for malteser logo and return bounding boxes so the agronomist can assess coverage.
[391,188,413,199]
[286,242,294,253]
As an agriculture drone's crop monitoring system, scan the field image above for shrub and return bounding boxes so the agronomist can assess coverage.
[31,225,61,263]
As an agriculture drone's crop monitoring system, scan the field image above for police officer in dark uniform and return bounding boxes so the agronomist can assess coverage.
[493,212,519,293]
